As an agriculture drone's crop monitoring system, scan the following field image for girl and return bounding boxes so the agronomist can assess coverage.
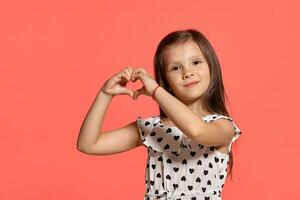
[77,29,242,200]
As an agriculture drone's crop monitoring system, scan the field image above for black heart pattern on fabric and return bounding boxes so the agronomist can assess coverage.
[136,114,242,199]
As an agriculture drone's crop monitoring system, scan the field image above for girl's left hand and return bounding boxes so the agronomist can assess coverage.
[131,67,159,100]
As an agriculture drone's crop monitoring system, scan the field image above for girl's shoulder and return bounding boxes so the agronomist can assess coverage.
[136,113,235,125]
[135,113,242,154]
[136,115,159,125]
[203,113,242,134]
[135,113,241,133]
[203,113,233,122]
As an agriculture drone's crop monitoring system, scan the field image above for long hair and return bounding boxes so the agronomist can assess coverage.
[153,28,235,181]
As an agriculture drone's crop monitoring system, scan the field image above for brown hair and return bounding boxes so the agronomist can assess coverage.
[153,28,236,181]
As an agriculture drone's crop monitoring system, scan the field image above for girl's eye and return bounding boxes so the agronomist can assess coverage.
[171,66,180,71]
[193,60,202,65]
[171,60,202,71]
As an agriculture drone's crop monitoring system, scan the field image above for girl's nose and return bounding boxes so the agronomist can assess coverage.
[183,71,195,78]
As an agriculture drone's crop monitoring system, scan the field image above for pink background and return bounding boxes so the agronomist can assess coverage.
[1,0,299,199]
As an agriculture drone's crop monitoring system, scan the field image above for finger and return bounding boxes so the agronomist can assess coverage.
[114,67,131,80]
[133,86,146,100]
[132,68,147,81]
[133,67,147,76]
[111,73,123,84]
[127,67,135,80]
[127,66,133,74]
[115,67,128,77]
[120,68,130,82]
[114,73,128,87]
[124,67,133,81]
[115,71,128,81]
[134,71,147,82]
[122,71,130,81]
[131,68,139,81]
[119,87,134,97]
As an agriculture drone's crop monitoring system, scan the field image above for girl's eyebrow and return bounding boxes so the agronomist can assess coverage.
[168,55,202,64]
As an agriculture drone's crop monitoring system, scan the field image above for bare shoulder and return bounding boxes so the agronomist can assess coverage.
[211,118,236,134]
[211,118,235,153]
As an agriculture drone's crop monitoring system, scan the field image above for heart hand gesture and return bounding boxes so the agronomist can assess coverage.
[101,67,159,100]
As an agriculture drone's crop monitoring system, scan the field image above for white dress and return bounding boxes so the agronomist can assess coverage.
[136,114,242,200]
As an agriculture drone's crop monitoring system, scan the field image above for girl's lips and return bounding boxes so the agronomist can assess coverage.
[184,81,199,87]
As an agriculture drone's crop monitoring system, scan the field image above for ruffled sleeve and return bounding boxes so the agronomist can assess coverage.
[204,114,242,153]
[136,116,182,154]
[136,116,157,148]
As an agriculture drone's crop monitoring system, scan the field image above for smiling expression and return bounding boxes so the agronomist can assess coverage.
[162,39,211,103]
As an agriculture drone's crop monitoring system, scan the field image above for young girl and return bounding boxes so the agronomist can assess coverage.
[77,29,242,200]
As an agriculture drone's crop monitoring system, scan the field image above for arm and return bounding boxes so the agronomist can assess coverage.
[76,89,142,155]
[76,89,113,152]
[153,87,235,146]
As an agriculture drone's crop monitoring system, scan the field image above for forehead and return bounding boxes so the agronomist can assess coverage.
[163,40,204,63]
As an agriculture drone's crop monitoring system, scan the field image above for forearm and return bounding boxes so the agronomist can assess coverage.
[153,87,204,140]
[76,89,113,151]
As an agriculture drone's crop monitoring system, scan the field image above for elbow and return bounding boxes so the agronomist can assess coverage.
[189,124,203,141]
[76,140,83,151]
[77,145,92,154]
[189,132,202,144]
[76,141,90,154]
[77,143,99,155]
[76,137,88,153]
[189,125,207,144]
[77,145,86,153]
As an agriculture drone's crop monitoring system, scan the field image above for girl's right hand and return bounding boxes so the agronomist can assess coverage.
[100,67,134,98]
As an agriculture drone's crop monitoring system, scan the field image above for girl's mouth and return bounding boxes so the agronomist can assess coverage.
[184,81,199,88]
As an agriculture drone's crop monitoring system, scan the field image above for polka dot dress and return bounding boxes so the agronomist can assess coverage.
[136,114,242,200]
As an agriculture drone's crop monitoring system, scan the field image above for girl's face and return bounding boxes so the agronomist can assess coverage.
[163,40,211,104]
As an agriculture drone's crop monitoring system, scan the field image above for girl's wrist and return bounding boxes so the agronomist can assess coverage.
[99,88,114,98]
[151,85,160,100]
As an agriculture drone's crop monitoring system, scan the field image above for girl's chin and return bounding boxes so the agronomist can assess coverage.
[176,94,202,102]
